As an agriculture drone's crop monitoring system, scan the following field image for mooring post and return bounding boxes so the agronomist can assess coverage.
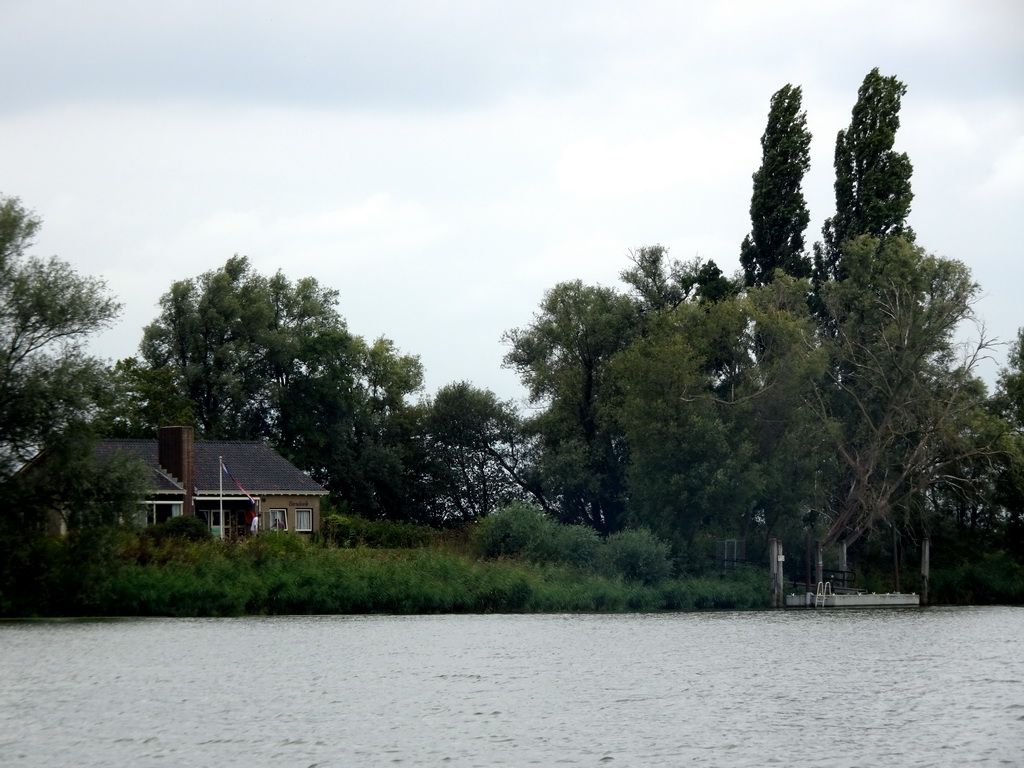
[815,541,823,589]
[839,540,848,589]
[776,540,785,608]
[804,531,812,594]
[921,537,930,606]
[769,539,784,608]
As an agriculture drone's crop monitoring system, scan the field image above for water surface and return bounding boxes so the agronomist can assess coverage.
[1,607,1021,766]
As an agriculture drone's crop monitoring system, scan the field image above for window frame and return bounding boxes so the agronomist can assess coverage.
[270,508,288,531]
[294,508,313,532]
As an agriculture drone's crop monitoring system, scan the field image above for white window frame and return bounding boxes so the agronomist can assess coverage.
[294,508,313,532]
[270,508,288,531]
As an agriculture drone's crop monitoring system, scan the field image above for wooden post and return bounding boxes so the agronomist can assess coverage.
[776,541,785,607]
[839,540,848,589]
[769,539,784,608]
[892,524,901,593]
[815,541,823,588]
[921,536,930,606]
[804,531,812,594]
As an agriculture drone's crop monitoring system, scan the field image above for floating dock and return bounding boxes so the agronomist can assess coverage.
[785,591,920,608]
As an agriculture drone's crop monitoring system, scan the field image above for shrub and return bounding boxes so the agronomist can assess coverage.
[543,524,600,568]
[473,502,553,560]
[321,514,437,549]
[146,515,211,543]
[931,551,1024,605]
[599,528,673,585]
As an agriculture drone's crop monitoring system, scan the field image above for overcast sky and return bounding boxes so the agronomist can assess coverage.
[2,1,1022,403]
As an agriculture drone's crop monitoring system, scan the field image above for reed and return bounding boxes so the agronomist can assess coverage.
[1,526,776,617]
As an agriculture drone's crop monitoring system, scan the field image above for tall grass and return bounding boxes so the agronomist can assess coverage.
[0,528,771,617]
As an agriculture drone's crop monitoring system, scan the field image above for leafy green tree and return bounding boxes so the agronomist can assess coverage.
[97,358,197,438]
[611,274,825,561]
[811,236,995,550]
[138,256,429,521]
[338,337,429,522]
[0,195,122,482]
[4,428,150,533]
[816,69,915,285]
[0,196,148,616]
[621,247,738,319]
[423,382,532,523]
[140,255,289,438]
[620,245,688,314]
[992,329,1024,558]
[503,280,638,532]
[740,84,813,287]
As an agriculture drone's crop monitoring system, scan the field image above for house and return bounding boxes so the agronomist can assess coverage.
[96,426,327,538]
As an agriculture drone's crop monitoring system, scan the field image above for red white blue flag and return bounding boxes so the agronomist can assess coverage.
[221,461,256,505]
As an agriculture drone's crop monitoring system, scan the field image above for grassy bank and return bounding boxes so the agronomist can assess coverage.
[1,529,769,618]
[6,505,1020,618]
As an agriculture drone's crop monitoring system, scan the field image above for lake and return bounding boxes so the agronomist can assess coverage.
[1,607,1021,766]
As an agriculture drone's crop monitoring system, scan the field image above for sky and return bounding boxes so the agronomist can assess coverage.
[2,1,1022,404]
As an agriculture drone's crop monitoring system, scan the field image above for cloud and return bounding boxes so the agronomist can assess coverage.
[3,1,1022,398]
[187,194,448,271]
[974,134,1024,201]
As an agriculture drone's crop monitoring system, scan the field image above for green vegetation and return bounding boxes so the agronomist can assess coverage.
[0,513,768,618]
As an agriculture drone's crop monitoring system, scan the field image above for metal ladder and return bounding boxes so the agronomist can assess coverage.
[814,580,833,607]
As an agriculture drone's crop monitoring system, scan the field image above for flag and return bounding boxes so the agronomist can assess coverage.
[221,461,256,505]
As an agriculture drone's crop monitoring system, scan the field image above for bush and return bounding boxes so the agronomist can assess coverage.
[473,502,552,559]
[544,524,601,568]
[599,528,673,585]
[146,515,211,543]
[321,514,437,549]
[931,551,1024,605]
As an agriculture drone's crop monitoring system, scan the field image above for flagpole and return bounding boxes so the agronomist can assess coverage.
[219,455,224,540]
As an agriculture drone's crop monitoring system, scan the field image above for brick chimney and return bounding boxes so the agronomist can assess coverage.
[158,426,195,515]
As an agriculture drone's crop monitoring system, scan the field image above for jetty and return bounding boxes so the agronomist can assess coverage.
[768,537,928,609]
[784,583,920,609]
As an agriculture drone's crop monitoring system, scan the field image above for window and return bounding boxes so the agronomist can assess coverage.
[270,508,288,531]
[294,508,312,532]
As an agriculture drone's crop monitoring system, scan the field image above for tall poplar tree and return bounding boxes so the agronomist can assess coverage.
[815,68,915,284]
[740,84,812,287]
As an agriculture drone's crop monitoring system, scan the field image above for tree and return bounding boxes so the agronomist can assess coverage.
[97,358,197,438]
[816,69,915,285]
[423,382,531,523]
[4,427,151,533]
[503,280,638,532]
[611,274,825,561]
[0,195,122,482]
[811,236,995,551]
[740,84,813,287]
[138,256,430,521]
[139,255,283,439]
[991,329,1024,558]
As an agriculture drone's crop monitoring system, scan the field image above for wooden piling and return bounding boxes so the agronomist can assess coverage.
[815,541,823,588]
[804,532,812,595]
[921,537,930,606]
[769,539,785,608]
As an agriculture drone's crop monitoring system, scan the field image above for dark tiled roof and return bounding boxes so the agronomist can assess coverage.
[93,439,325,496]
[94,440,183,493]
[195,441,325,494]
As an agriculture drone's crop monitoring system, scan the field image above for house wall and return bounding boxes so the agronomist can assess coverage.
[261,495,323,534]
